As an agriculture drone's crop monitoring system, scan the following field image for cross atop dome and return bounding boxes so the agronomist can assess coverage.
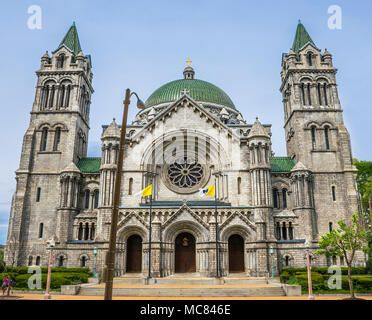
[185,58,192,67]
[183,59,195,80]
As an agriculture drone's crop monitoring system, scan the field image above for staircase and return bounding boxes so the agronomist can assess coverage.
[78,274,287,297]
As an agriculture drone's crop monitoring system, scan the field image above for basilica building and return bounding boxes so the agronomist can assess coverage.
[5,21,366,277]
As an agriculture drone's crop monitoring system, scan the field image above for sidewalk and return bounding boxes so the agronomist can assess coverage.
[2,293,372,300]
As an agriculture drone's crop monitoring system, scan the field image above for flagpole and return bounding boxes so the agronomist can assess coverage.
[148,194,153,280]
[214,180,220,278]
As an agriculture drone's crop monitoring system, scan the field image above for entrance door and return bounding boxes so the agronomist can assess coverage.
[228,234,245,272]
[175,232,196,273]
[126,235,142,272]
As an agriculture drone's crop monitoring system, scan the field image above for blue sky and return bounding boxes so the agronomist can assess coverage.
[0,0,371,244]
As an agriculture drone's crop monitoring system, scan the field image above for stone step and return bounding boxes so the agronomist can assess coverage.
[79,285,285,297]
[113,277,268,285]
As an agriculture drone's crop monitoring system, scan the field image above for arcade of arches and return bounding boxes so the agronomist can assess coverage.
[121,231,248,276]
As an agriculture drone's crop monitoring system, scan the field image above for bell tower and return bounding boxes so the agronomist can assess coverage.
[5,23,94,266]
[33,22,93,167]
[280,20,359,235]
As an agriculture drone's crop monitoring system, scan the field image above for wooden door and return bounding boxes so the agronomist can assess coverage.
[228,234,245,272]
[126,235,142,272]
[175,233,196,273]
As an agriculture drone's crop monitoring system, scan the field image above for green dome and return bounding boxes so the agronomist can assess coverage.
[145,79,235,109]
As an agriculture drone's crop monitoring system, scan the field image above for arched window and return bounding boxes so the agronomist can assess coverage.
[84,223,89,240]
[301,83,306,105]
[332,256,337,265]
[54,127,61,151]
[288,222,293,240]
[323,84,328,105]
[311,126,316,149]
[273,189,279,209]
[324,127,330,150]
[65,85,71,108]
[129,178,133,195]
[42,85,49,109]
[282,222,287,240]
[307,52,313,66]
[94,190,99,209]
[90,223,95,240]
[237,177,241,195]
[331,186,336,201]
[307,84,312,105]
[36,187,41,202]
[59,80,72,109]
[285,256,290,267]
[275,222,281,240]
[58,256,64,267]
[36,256,41,266]
[39,223,44,238]
[282,189,287,209]
[48,85,55,109]
[80,86,87,113]
[78,222,83,240]
[28,256,33,266]
[84,190,90,209]
[40,128,48,151]
[317,83,322,105]
[80,256,87,267]
[56,54,65,68]
[329,222,333,232]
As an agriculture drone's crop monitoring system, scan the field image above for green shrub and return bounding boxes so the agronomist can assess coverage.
[280,271,291,283]
[282,266,367,276]
[281,268,306,275]
[14,272,90,290]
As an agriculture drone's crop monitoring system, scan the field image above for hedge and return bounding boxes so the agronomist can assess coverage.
[14,272,90,290]
[281,271,372,292]
[5,267,92,275]
[282,267,367,276]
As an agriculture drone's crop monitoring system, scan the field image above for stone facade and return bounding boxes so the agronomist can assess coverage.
[4,22,367,278]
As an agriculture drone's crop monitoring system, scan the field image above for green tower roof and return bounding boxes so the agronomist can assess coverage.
[58,22,82,56]
[145,78,235,109]
[292,20,316,54]
[77,157,101,173]
[270,157,296,172]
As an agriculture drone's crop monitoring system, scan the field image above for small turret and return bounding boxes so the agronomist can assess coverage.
[41,51,51,67]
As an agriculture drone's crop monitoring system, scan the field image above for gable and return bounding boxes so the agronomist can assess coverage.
[130,95,239,145]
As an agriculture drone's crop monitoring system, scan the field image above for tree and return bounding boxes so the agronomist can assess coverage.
[353,159,372,215]
[315,213,370,299]
[365,177,372,224]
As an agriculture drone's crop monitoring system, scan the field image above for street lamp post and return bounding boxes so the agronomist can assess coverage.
[44,239,55,300]
[93,247,98,279]
[103,89,145,300]
[269,246,274,278]
[305,239,315,300]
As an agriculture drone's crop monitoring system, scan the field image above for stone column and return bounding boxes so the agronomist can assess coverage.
[151,217,162,277]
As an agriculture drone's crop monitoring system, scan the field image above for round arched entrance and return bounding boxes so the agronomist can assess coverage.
[228,234,245,273]
[126,235,142,273]
[175,232,196,273]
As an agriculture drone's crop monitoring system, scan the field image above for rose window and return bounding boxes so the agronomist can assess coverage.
[168,159,204,188]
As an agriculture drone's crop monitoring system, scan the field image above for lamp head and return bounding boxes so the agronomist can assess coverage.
[304,239,310,248]
[136,98,146,109]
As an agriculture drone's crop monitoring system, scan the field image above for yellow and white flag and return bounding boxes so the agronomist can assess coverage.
[199,184,215,197]
[134,184,152,197]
